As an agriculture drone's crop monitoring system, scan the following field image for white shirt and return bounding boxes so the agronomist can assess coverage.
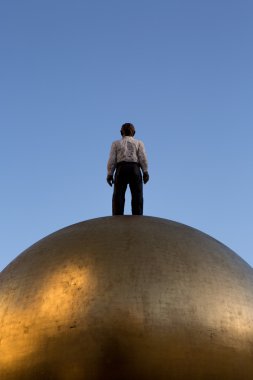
[107,136,148,175]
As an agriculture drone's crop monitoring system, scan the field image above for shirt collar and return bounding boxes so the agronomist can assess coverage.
[122,136,134,140]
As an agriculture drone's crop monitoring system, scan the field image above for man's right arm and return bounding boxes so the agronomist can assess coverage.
[138,141,148,172]
[138,141,149,184]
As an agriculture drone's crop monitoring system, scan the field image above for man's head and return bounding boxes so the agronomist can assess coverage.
[120,123,135,137]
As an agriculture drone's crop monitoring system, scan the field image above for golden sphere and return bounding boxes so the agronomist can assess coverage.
[1,216,253,379]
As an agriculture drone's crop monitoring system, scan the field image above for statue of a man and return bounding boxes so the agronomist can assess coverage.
[107,123,149,215]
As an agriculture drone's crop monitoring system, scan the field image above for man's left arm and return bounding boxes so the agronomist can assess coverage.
[107,142,117,186]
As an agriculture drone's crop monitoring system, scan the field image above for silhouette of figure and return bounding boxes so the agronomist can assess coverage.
[107,123,149,215]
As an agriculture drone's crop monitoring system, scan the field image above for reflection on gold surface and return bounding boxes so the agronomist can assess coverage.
[38,263,94,321]
[0,263,96,371]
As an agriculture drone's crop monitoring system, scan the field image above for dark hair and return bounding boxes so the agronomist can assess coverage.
[120,123,135,136]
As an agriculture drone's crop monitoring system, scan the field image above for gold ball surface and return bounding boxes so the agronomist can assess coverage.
[1,216,253,379]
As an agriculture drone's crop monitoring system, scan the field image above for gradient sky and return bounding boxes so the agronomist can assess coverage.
[1,0,252,270]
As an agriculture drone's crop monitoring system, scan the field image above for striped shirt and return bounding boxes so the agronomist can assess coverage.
[107,136,148,175]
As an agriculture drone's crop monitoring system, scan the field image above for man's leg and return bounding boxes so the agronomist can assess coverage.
[129,165,143,215]
[112,167,128,215]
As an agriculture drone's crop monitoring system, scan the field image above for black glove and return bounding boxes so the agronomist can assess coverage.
[143,172,149,184]
[107,175,114,187]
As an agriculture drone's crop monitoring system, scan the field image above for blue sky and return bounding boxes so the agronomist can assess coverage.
[0,0,252,270]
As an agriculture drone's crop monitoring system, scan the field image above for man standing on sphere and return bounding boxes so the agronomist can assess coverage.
[107,123,149,215]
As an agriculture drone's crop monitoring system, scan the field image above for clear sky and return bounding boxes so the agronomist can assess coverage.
[1,0,252,270]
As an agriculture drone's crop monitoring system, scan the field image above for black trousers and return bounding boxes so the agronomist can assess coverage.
[112,162,143,215]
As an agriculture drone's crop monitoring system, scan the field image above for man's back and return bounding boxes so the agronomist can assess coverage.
[107,136,148,176]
